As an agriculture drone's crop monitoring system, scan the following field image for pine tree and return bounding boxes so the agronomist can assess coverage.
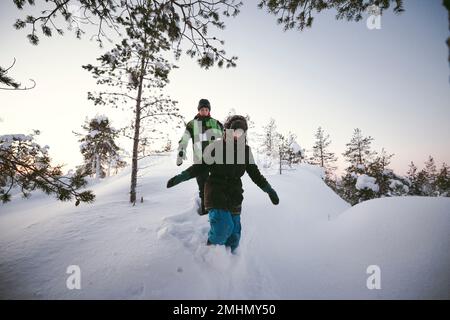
[83,9,183,204]
[367,148,394,197]
[342,128,376,168]
[310,126,337,179]
[12,0,242,68]
[258,0,404,31]
[422,155,438,196]
[435,163,450,196]
[260,118,279,158]
[75,115,125,179]
[0,131,94,205]
[339,128,377,205]
[406,161,422,195]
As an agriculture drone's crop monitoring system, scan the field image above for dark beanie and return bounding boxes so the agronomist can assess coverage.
[225,115,248,132]
[198,99,211,110]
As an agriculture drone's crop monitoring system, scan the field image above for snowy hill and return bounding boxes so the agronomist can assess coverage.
[0,153,449,299]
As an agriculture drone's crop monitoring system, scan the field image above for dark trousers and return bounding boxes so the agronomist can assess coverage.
[196,170,209,215]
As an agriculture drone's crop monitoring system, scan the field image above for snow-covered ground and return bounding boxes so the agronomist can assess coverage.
[0,153,449,299]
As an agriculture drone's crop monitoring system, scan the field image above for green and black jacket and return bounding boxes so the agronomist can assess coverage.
[178,114,223,163]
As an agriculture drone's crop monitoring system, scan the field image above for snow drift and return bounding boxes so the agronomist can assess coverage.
[0,153,448,299]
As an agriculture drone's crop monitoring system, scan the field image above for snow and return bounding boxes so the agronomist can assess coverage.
[356,174,379,192]
[93,115,108,124]
[205,52,215,61]
[290,141,303,155]
[155,61,166,71]
[0,134,33,149]
[89,130,100,138]
[0,152,449,299]
[389,179,405,189]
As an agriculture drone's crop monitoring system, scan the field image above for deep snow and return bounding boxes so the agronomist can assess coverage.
[0,153,449,299]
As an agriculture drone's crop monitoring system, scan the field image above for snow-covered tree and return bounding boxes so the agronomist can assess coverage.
[83,7,183,203]
[367,148,393,196]
[259,118,279,157]
[75,115,125,179]
[310,126,337,179]
[406,161,421,195]
[421,155,438,196]
[338,129,378,205]
[367,148,408,197]
[435,163,450,196]
[0,131,94,205]
[278,132,304,174]
[342,128,376,168]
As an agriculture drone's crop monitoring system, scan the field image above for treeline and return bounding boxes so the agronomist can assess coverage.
[257,119,449,205]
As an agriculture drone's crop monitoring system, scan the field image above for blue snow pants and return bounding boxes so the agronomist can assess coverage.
[207,209,241,252]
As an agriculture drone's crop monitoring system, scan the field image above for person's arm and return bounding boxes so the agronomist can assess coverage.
[167,164,208,188]
[245,147,279,205]
[176,121,193,165]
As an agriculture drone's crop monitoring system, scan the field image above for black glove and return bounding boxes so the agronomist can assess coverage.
[262,184,279,205]
[167,171,190,188]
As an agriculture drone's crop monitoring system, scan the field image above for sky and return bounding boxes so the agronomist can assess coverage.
[1,0,449,175]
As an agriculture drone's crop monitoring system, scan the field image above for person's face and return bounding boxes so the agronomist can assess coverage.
[198,107,210,116]
[232,129,245,140]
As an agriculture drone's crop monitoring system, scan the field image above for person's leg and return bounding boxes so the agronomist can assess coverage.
[208,209,234,246]
[196,170,209,215]
[225,214,241,253]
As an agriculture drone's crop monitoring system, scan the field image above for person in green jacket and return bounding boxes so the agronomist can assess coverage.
[176,99,223,215]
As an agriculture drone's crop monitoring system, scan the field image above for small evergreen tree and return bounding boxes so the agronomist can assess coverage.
[435,163,450,196]
[338,128,377,205]
[406,161,422,195]
[367,148,394,197]
[421,155,438,196]
[75,115,125,179]
[260,118,278,158]
[278,132,304,173]
[310,126,337,180]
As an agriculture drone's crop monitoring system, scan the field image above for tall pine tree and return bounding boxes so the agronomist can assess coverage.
[83,6,183,203]
[310,126,337,180]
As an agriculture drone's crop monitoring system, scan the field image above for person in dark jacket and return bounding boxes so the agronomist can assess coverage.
[167,115,279,252]
[176,99,223,215]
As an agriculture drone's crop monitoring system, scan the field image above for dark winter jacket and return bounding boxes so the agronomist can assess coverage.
[184,139,269,214]
[178,114,223,163]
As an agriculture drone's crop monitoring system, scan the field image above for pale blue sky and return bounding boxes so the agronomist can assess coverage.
[1,0,449,175]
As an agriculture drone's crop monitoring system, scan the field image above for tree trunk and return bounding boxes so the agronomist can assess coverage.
[91,155,96,178]
[279,150,282,175]
[95,153,101,179]
[107,158,111,177]
[129,57,146,204]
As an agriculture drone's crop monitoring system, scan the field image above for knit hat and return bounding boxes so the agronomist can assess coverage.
[198,99,211,111]
[224,115,248,132]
